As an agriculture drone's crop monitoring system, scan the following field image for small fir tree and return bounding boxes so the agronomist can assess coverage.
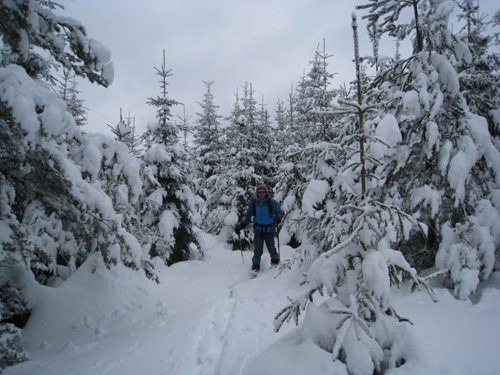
[193,80,223,182]
[108,109,143,156]
[274,15,441,374]
[140,50,200,265]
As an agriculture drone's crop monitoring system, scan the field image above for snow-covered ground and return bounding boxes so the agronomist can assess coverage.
[4,233,500,375]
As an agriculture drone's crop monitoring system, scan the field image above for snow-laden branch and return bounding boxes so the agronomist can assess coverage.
[273,287,320,332]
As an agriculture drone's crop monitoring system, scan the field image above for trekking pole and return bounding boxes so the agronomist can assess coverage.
[276,223,281,259]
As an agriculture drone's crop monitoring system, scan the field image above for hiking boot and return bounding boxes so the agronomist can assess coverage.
[251,264,260,272]
[271,257,280,265]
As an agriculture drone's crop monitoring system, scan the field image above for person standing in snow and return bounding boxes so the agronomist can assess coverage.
[235,183,284,272]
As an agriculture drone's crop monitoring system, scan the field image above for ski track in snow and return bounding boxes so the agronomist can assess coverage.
[188,245,293,375]
[192,288,236,375]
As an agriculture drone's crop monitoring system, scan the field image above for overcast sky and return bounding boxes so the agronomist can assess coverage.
[58,0,498,136]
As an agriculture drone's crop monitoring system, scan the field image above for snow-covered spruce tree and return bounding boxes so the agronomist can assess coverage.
[293,43,336,143]
[274,14,441,375]
[493,10,500,48]
[273,85,340,251]
[273,141,328,254]
[204,84,273,249]
[192,80,225,237]
[273,47,337,251]
[455,0,500,138]
[273,98,288,150]
[356,0,500,299]
[239,82,273,171]
[201,88,243,240]
[140,50,200,265]
[272,86,299,155]
[0,281,29,369]
[0,0,157,367]
[258,96,273,154]
[232,84,274,247]
[285,84,299,146]
[175,104,193,150]
[55,68,88,127]
[74,131,146,265]
[271,96,305,250]
[0,0,113,85]
[193,80,223,184]
[108,109,143,156]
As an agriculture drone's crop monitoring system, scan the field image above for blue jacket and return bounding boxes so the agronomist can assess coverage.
[241,197,284,233]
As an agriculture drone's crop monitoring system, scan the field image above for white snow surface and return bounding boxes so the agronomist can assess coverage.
[5,233,500,375]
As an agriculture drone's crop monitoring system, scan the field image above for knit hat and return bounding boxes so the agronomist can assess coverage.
[256,183,268,196]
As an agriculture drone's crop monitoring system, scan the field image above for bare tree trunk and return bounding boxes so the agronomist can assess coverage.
[352,13,367,196]
[412,0,423,53]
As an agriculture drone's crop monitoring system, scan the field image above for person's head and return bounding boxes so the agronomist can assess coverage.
[256,183,268,199]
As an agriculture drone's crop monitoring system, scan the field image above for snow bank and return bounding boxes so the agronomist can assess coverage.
[245,327,348,375]
[3,235,500,375]
[20,254,155,353]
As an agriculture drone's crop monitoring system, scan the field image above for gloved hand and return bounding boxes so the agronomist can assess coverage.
[235,222,244,234]
[275,216,282,233]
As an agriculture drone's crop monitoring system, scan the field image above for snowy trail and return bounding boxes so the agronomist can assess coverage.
[181,237,298,375]
[5,233,500,375]
[192,289,236,375]
[4,233,296,375]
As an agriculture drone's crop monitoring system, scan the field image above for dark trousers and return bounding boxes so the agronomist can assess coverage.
[252,231,279,266]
